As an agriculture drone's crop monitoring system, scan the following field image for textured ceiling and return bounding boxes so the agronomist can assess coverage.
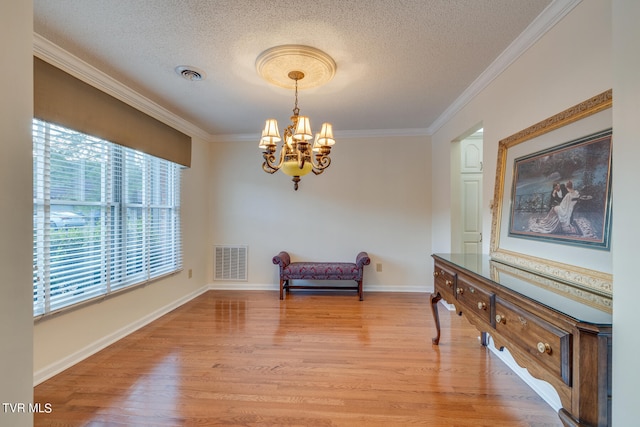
[33,0,553,139]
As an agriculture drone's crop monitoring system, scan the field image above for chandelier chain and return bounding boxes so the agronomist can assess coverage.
[293,77,300,116]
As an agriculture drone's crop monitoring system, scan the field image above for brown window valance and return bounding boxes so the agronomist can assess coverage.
[34,57,191,167]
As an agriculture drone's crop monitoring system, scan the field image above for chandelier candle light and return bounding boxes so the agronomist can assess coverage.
[257,45,337,190]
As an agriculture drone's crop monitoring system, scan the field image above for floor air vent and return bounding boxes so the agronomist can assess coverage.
[214,245,248,281]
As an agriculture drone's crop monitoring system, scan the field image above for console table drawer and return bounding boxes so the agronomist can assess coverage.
[433,262,456,298]
[431,254,612,425]
[494,297,572,385]
[455,274,494,326]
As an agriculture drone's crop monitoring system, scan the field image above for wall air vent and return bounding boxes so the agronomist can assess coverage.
[214,245,248,281]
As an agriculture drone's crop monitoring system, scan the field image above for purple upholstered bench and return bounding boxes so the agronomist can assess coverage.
[272,251,371,301]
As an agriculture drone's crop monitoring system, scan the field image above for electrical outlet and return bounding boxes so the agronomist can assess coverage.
[376,263,382,272]
[188,269,192,279]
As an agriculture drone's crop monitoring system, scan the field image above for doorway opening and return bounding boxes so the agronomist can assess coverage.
[451,126,483,255]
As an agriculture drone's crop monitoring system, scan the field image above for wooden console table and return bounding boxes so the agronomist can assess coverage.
[430,254,612,427]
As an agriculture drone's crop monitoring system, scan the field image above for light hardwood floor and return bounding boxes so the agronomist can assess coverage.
[34,290,562,426]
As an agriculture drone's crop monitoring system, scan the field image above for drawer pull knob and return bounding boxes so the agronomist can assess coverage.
[456,288,464,295]
[495,314,506,324]
[433,271,439,277]
[477,301,486,310]
[537,342,552,355]
[445,279,453,287]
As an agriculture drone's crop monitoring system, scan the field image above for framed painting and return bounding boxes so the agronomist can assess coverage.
[508,129,612,249]
[490,90,613,296]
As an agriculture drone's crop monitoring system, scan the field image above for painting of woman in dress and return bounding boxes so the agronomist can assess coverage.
[529,180,584,234]
[508,129,612,249]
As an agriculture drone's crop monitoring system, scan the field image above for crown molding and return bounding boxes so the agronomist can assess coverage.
[33,33,211,141]
[33,33,428,144]
[34,0,580,143]
[212,127,431,143]
[427,0,582,135]
[336,128,431,139]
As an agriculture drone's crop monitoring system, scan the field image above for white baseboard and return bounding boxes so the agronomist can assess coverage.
[207,282,430,293]
[440,299,456,311]
[208,282,277,291]
[362,284,430,293]
[33,285,209,386]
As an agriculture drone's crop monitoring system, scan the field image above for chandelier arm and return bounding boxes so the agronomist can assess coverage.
[262,148,285,173]
[310,153,331,174]
[262,152,278,172]
[262,161,278,174]
[277,142,287,166]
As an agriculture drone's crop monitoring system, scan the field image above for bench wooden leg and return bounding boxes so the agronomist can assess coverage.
[280,276,363,300]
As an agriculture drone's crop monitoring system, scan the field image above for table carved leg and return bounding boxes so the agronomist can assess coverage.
[480,331,489,346]
[430,292,442,345]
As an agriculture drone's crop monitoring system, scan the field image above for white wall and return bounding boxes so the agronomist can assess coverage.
[611,1,640,425]
[432,0,612,257]
[0,1,34,426]
[432,0,640,424]
[209,135,432,292]
[32,136,212,380]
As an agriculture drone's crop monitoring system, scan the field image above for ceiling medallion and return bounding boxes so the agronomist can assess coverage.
[257,46,337,191]
[255,45,336,90]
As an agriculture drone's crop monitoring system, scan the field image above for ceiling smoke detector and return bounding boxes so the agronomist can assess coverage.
[175,65,206,81]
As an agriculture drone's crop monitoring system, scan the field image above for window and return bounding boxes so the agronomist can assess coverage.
[32,119,182,317]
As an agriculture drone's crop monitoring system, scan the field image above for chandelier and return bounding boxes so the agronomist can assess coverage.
[256,45,337,190]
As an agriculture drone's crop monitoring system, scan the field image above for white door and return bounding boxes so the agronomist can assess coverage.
[460,136,483,255]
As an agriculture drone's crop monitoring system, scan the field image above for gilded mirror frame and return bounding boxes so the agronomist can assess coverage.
[490,90,613,296]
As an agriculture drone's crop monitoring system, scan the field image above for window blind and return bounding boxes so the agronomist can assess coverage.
[33,119,182,316]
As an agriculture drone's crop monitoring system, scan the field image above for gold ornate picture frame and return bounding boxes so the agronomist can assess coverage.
[490,90,613,296]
